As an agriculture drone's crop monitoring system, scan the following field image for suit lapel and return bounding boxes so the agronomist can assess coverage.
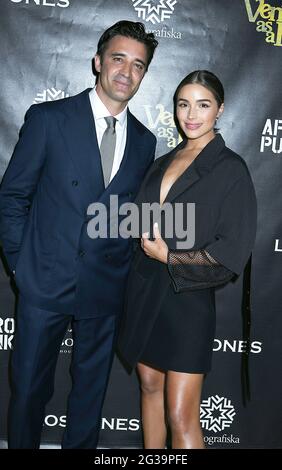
[102,109,133,193]
[102,110,146,195]
[60,88,105,200]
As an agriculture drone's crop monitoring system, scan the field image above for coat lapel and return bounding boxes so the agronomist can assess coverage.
[164,162,201,204]
[160,134,226,204]
[145,143,186,204]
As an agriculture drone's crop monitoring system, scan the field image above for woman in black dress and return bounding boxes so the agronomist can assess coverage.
[118,70,257,449]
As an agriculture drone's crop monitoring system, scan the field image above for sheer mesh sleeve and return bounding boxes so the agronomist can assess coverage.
[167,249,235,292]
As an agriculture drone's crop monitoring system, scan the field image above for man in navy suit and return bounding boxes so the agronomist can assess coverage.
[0,20,158,449]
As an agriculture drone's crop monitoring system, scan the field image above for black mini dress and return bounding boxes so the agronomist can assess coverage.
[117,135,257,374]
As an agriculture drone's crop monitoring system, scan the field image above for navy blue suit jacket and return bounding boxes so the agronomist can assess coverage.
[0,88,156,319]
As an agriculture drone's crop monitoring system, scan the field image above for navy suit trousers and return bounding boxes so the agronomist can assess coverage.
[8,296,117,449]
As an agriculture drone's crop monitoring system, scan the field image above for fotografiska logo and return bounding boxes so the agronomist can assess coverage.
[200,395,236,433]
[132,0,177,24]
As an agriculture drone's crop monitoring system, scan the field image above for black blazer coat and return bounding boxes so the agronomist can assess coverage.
[118,134,257,369]
[0,89,156,319]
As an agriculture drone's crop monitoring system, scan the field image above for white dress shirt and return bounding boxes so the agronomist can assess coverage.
[89,88,127,182]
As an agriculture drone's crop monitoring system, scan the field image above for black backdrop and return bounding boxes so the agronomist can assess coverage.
[1,0,282,448]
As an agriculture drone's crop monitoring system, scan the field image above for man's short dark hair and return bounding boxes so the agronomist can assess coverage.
[96,20,158,71]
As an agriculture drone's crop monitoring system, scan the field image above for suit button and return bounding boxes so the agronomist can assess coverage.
[127,192,132,198]
[72,180,78,186]
[79,250,85,257]
[105,254,112,260]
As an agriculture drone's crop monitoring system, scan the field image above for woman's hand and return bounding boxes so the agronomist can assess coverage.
[141,223,168,264]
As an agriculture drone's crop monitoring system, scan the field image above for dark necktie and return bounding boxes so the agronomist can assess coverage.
[100,116,117,187]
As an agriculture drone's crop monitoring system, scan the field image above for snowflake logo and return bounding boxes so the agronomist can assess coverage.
[33,87,69,103]
[132,0,177,24]
[200,395,236,433]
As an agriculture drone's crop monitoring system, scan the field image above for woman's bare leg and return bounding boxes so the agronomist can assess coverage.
[166,371,205,449]
[137,362,166,448]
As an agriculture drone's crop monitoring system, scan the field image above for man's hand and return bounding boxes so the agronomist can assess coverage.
[141,223,168,264]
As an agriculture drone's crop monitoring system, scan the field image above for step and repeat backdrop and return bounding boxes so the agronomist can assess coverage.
[1,0,282,449]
